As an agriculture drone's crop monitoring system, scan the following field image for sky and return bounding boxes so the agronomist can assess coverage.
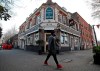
[0,0,100,41]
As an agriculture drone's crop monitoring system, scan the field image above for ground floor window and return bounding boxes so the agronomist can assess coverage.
[74,37,79,46]
[46,33,51,42]
[60,32,69,44]
[61,34,64,44]
[34,33,39,45]
[27,36,31,45]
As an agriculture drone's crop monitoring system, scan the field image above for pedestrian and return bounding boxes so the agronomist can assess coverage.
[44,31,63,69]
[55,37,61,54]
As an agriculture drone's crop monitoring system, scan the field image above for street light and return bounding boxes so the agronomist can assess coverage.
[92,25,98,46]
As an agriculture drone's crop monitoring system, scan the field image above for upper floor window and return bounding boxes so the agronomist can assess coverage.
[46,7,53,19]
[20,26,25,33]
[58,14,62,23]
[29,18,33,28]
[63,16,66,24]
[36,15,41,24]
[27,22,30,29]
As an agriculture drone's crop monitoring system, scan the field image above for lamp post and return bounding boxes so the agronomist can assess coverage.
[92,25,98,46]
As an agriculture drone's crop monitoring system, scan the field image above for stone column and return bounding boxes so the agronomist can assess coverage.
[39,29,45,52]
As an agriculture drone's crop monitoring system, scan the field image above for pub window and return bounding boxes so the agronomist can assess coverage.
[58,15,60,22]
[30,36,33,45]
[27,37,30,45]
[60,14,62,23]
[75,38,78,45]
[27,23,30,29]
[58,14,62,23]
[64,34,69,44]
[36,15,41,24]
[76,24,78,31]
[63,16,66,24]
[46,7,53,19]
[61,33,69,44]
[34,33,39,44]
[66,18,69,26]
[61,34,64,44]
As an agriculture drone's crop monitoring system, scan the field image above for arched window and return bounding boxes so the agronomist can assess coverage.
[46,7,53,19]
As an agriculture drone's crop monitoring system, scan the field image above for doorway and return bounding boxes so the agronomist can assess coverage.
[70,37,75,51]
[21,40,25,49]
[44,33,51,52]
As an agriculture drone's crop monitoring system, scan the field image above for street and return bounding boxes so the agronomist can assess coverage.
[0,49,100,71]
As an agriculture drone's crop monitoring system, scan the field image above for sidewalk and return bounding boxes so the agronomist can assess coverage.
[41,49,100,71]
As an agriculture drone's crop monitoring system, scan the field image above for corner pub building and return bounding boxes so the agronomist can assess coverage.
[18,0,81,52]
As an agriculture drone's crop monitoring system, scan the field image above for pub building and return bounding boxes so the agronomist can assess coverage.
[18,0,81,53]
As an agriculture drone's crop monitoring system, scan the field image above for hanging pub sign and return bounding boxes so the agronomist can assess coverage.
[69,19,75,26]
[46,7,53,19]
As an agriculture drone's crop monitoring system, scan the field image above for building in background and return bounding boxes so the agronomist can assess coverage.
[73,12,93,50]
[11,34,18,48]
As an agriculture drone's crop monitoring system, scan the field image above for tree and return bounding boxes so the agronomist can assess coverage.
[91,0,100,19]
[36,39,44,55]
[0,5,11,21]
[0,0,14,21]
[2,26,18,43]
[0,27,2,38]
[0,0,34,21]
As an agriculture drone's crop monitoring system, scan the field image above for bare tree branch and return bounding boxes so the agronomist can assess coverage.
[3,26,18,42]
[92,10,100,18]
[90,0,100,19]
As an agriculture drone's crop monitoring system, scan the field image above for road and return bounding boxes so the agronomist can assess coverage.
[0,49,100,71]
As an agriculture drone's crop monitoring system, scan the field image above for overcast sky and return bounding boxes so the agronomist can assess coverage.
[0,0,100,41]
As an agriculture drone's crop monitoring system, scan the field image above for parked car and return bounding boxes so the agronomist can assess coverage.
[2,43,13,50]
[7,44,13,49]
[2,43,7,49]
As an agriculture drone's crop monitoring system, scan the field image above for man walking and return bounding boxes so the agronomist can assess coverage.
[44,31,63,69]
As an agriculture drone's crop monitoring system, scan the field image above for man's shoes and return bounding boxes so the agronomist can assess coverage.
[44,61,49,65]
[57,64,63,69]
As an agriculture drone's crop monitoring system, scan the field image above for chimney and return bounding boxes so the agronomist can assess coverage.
[46,0,52,4]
